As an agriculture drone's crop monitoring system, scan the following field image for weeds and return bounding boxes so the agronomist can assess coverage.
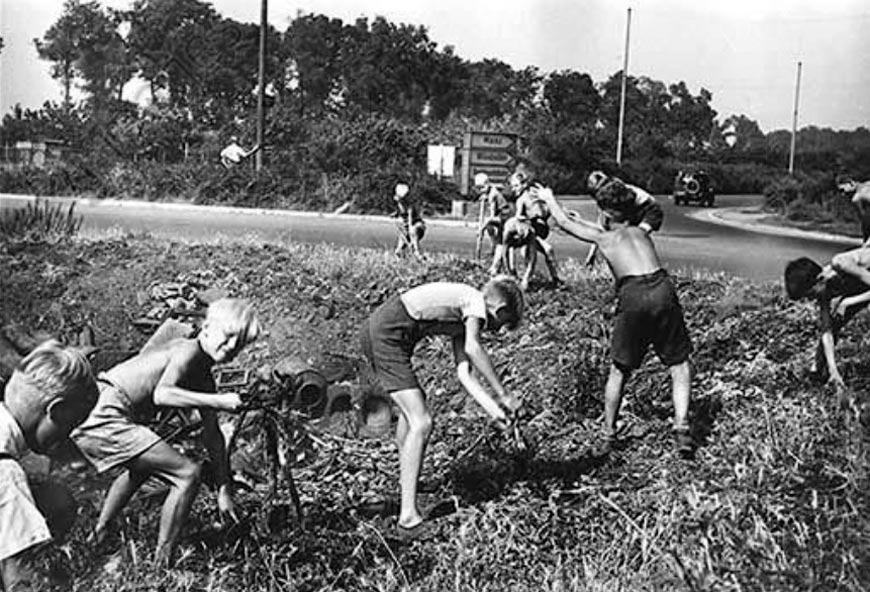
[0,198,82,244]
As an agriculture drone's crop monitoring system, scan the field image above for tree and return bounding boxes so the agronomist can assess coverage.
[543,70,600,127]
[283,13,345,117]
[459,59,541,121]
[35,0,131,111]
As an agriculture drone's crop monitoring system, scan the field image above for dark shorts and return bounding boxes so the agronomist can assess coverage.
[359,295,422,393]
[611,269,692,370]
[530,217,550,240]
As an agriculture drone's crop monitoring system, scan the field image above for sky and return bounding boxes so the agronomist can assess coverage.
[1,0,869,133]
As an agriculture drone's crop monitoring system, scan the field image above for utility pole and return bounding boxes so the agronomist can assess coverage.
[616,7,632,166]
[788,61,802,175]
[256,0,267,172]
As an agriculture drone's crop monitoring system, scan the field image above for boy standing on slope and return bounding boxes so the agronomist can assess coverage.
[72,298,260,565]
[534,184,695,458]
[1,340,99,590]
[360,277,525,536]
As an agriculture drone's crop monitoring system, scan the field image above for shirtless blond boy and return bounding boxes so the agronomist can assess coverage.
[72,298,260,565]
[534,185,694,457]
[1,341,98,591]
[360,277,524,536]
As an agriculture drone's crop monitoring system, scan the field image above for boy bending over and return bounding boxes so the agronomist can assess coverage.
[534,185,694,457]
[360,277,524,535]
[785,248,870,397]
[72,299,260,565]
[1,340,99,591]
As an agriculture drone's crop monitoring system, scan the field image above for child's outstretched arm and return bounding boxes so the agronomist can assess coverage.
[532,186,603,244]
[451,322,515,425]
[153,345,243,412]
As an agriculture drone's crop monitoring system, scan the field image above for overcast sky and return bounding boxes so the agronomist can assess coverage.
[1,0,868,132]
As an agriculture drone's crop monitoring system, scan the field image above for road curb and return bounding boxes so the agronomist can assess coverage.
[0,193,480,230]
[686,206,860,246]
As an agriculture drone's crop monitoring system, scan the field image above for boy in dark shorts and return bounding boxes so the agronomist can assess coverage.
[785,248,870,400]
[1,340,98,591]
[72,298,260,565]
[360,277,525,535]
[533,185,694,457]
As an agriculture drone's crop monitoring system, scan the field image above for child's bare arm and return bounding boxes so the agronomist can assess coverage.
[835,288,870,316]
[817,295,845,387]
[201,410,238,522]
[153,345,242,411]
[451,332,509,424]
[532,186,603,244]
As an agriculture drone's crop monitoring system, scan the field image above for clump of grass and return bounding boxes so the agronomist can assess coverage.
[0,198,82,244]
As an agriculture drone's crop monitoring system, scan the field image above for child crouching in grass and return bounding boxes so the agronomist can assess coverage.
[1,340,99,591]
[71,298,260,566]
[360,276,525,537]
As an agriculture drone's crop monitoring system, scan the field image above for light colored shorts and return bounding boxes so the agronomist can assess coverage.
[71,380,162,473]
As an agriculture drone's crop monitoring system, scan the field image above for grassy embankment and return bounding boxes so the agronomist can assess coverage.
[1,207,869,591]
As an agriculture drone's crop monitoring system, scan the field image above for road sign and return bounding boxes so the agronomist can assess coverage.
[459,131,519,196]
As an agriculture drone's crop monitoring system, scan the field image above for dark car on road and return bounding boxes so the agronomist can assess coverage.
[673,171,715,207]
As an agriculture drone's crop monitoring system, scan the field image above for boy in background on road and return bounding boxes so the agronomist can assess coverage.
[393,183,426,259]
[505,171,561,290]
[1,340,99,591]
[785,247,870,404]
[584,171,664,268]
[533,184,695,458]
[474,172,513,275]
[359,276,525,537]
[72,299,260,566]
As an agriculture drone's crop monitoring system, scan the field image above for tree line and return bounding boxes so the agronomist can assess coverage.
[2,0,869,213]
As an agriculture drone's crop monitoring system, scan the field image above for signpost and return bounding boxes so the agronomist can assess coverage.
[459,131,519,196]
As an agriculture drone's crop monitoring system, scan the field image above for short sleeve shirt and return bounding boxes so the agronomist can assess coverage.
[399,283,487,338]
[0,404,51,561]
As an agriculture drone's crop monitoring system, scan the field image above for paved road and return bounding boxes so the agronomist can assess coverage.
[0,193,857,283]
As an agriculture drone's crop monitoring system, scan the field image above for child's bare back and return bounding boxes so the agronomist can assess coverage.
[597,226,662,280]
[103,337,212,409]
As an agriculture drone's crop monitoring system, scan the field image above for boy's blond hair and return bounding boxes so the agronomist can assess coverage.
[484,275,526,330]
[5,340,98,411]
[205,298,261,346]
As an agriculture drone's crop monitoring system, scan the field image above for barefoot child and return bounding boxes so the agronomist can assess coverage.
[785,248,870,399]
[1,341,99,590]
[72,298,260,565]
[359,277,525,535]
[534,185,695,457]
